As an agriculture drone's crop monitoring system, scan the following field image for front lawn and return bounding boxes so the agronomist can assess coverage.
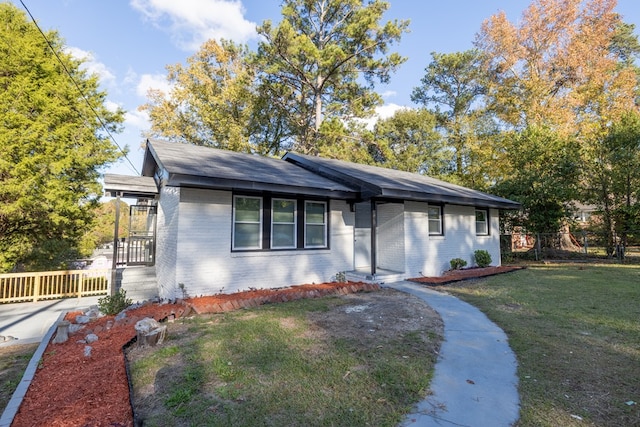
[445,263,640,427]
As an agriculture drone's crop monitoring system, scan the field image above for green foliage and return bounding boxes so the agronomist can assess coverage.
[473,250,492,268]
[449,258,468,270]
[0,4,123,272]
[371,108,449,176]
[255,0,409,154]
[493,126,580,234]
[98,289,132,315]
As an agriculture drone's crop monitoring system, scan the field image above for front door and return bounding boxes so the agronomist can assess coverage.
[354,202,371,270]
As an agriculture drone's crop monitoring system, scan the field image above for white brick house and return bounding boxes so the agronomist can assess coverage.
[105,139,519,300]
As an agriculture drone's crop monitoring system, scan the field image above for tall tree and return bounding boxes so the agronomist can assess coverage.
[0,3,124,272]
[477,0,637,134]
[140,39,262,153]
[477,0,639,242]
[411,50,496,188]
[584,111,640,254]
[255,0,409,154]
[371,108,449,176]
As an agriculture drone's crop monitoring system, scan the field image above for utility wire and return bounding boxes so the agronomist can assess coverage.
[19,0,140,175]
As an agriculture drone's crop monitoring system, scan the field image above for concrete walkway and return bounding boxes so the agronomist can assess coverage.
[0,296,102,346]
[386,281,519,427]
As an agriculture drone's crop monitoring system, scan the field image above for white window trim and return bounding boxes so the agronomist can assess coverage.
[428,205,443,236]
[304,201,327,248]
[271,198,297,249]
[232,195,263,250]
[476,209,489,236]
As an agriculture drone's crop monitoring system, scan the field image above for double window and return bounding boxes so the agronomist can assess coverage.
[233,195,327,250]
[475,209,489,235]
[428,205,443,235]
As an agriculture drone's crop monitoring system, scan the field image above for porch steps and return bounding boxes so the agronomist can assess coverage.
[116,266,159,302]
[345,269,406,284]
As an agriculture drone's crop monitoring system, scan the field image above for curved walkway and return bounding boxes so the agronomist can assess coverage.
[386,281,519,427]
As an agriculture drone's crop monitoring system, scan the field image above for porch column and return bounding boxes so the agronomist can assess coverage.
[370,199,377,276]
[110,192,122,296]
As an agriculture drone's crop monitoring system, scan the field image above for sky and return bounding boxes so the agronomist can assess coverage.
[7,0,640,179]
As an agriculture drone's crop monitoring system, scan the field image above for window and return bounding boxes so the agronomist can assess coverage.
[305,201,327,248]
[232,195,328,251]
[271,199,297,249]
[428,206,443,235]
[476,209,489,235]
[233,196,262,249]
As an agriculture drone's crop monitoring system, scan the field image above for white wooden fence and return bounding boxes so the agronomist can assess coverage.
[0,269,110,304]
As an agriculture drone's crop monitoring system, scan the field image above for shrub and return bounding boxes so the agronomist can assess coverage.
[449,258,468,270]
[98,289,132,315]
[474,250,492,268]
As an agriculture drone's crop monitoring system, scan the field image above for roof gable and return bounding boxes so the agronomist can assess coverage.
[143,139,357,199]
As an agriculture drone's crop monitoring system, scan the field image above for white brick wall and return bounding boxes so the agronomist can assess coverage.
[161,188,355,297]
[153,186,504,296]
[155,186,180,299]
[404,202,502,277]
[376,203,405,272]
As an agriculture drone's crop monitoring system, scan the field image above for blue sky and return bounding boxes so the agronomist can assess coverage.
[8,0,640,178]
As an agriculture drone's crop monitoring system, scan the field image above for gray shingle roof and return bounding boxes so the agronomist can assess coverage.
[283,152,521,209]
[143,139,358,199]
[103,174,158,198]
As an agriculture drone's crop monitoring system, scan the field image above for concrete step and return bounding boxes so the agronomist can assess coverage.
[116,266,159,302]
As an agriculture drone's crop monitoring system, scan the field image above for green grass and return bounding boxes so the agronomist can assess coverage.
[0,343,38,414]
[445,263,640,427]
[129,296,437,426]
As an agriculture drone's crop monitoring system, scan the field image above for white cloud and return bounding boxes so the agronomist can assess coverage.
[130,0,257,51]
[380,90,397,99]
[104,100,121,113]
[360,103,410,130]
[136,73,172,98]
[65,47,116,84]
[125,109,151,130]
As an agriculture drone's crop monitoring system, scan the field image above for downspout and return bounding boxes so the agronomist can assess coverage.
[370,199,377,276]
[110,192,121,296]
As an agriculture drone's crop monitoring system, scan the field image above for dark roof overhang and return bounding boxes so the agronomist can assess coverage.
[103,174,158,198]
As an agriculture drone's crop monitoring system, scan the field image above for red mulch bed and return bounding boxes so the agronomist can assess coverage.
[11,282,379,427]
[408,265,524,285]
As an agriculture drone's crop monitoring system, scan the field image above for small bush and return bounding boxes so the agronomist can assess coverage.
[98,289,132,315]
[449,258,467,270]
[474,250,492,268]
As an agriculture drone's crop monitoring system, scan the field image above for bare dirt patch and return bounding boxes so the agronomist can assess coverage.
[125,288,444,424]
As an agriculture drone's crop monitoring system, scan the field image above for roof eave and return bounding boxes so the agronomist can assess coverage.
[167,174,358,199]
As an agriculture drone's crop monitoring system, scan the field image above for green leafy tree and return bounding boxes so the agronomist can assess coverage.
[371,108,448,176]
[79,199,130,255]
[411,50,496,188]
[584,112,640,253]
[494,126,580,236]
[255,0,409,154]
[0,3,123,272]
[141,39,263,153]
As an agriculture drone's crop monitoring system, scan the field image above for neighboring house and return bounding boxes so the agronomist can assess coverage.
[105,139,520,300]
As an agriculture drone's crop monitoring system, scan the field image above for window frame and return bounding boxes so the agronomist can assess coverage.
[428,205,443,236]
[231,194,330,252]
[475,208,489,236]
[232,195,263,250]
[271,198,297,249]
[304,200,328,248]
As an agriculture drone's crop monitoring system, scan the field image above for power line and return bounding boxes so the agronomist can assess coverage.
[19,0,140,175]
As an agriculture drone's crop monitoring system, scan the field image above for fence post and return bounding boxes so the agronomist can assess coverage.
[78,271,84,299]
[33,274,40,302]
